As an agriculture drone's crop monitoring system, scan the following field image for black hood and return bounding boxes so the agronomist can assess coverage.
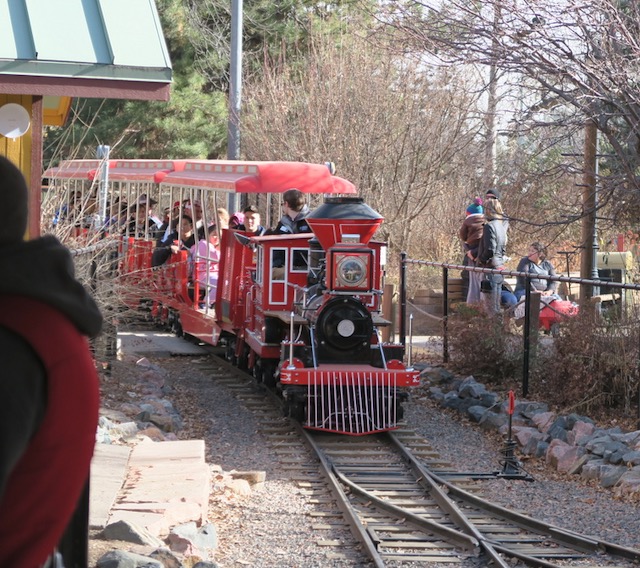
[0,236,103,338]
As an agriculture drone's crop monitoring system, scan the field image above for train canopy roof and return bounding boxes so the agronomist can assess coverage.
[43,159,186,183]
[107,160,185,183]
[42,159,101,180]
[160,161,357,195]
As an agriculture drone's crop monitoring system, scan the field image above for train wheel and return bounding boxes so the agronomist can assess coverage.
[170,314,183,337]
[288,401,305,423]
[237,345,249,371]
[225,339,237,365]
[262,362,277,388]
[252,359,263,384]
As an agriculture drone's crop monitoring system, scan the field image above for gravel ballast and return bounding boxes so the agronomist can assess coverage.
[94,348,640,567]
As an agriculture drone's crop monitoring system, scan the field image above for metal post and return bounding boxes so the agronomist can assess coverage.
[522,286,541,398]
[227,0,243,214]
[522,286,531,397]
[581,119,598,300]
[96,145,110,227]
[399,252,407,347]
[288,311,295,369]
[442,266,449,363]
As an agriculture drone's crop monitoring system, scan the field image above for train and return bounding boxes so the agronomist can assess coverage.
[42,159,420,435]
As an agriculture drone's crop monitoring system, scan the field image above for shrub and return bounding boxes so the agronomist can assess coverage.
[540,305,640,416]
[447,306,521,385]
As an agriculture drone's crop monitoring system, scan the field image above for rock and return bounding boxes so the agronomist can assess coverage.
[167,522,218,559]
[546,440,586,473]
[230,470,266,485]
[615,466,640,496]
[102,520,165,548]
[467,405,487,423]
[458,377,487,399]
[478,392,500,408]
[149,413,182,432]
[96,549,163,568]
[479,411,507,431]
[513,426,546,449]
[567,421,595,446]
[530,411,556,433]
[567,453,592,475]
[227,478,252,496]
[137,425,167,441]
[580,459,608,480]
[601,466,626,488]
[149,548,183,568]
[515,401,549,418]
[585,435,614,456]
[547,417,569,442]
[622,451,640,466]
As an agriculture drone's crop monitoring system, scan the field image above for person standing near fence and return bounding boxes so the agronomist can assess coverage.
[459,197,485,304]
[476,198,508,313]
[0,156,102,567]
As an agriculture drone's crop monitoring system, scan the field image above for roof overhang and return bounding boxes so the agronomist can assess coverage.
[0,0,172,103]
[0,74,171,101]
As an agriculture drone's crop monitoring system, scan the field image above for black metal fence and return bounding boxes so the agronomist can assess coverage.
[400,253,640,397]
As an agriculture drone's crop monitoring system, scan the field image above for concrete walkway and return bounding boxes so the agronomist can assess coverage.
[90,330,210,537]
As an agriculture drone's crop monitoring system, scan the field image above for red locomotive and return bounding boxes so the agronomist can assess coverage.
[43,159,420,435]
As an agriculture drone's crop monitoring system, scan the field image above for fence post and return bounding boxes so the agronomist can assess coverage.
[442,266,449,363]
[522,289,541,397]
[399,252,407,348]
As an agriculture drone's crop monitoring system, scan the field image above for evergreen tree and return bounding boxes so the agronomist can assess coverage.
[44,0,227,164]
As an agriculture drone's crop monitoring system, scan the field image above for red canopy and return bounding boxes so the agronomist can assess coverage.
[42,160,102,181]
[108,160,186,183]
[160,160,357,194]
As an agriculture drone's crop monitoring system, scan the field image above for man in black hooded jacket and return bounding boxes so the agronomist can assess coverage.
[0,156,103,567]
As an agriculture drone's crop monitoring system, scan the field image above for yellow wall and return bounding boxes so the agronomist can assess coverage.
[0,94,33,187]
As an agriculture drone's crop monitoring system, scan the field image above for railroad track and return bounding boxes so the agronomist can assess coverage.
[184,339,640,567]
[301,429,640,567]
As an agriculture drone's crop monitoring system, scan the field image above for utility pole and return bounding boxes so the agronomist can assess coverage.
[484,5,501,189]
[227,0,243,213]
[580,118,599,300]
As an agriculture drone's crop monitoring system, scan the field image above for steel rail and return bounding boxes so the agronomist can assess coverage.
[332,468,480,551]
[389,431,640,566]
[296,425,386,568]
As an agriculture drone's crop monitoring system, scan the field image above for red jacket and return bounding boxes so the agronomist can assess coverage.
[0,296,99,567]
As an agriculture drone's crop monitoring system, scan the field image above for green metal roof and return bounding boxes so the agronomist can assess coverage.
[0,0,172,100]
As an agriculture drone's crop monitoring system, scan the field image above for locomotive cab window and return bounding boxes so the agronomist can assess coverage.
[291,247,309,273]
[271,248,288,282]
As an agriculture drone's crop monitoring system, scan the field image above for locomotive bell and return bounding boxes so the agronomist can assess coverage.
[306,197,383,251]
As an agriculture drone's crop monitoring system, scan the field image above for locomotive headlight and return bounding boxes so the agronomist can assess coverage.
[337,256,367,288]
[337,319,355,337]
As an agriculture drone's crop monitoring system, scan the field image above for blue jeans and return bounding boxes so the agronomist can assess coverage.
[481,273,503,313]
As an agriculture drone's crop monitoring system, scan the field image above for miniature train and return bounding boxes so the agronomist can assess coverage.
[43,159,420,435]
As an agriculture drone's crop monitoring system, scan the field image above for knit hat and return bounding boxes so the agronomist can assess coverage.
[485,187,501,200]
[0,156,28,243]
[466,197,483,215]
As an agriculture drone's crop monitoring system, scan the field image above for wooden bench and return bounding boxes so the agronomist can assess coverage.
[589,293,621,305]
